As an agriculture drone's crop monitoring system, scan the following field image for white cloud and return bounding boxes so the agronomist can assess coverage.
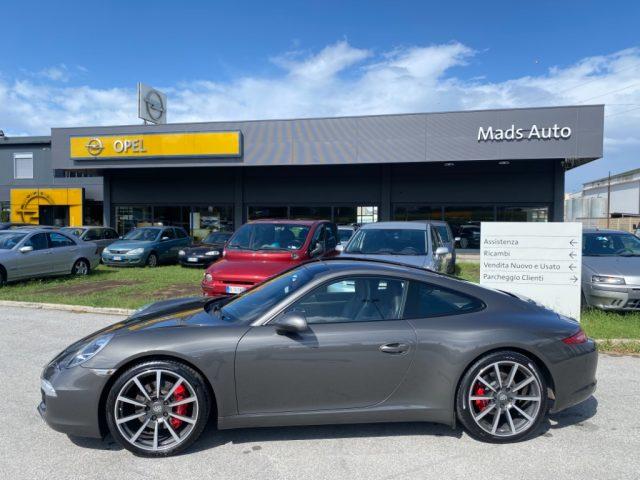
[0,41,638,190]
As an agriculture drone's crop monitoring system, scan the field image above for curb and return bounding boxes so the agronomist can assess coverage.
[0,300,133,316]
[595,338,640,345]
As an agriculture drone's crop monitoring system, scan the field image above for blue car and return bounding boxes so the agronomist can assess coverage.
[102,226,190,267]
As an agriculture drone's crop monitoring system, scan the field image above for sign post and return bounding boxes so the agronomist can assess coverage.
[137,82,167,125]
[479,222,582,320]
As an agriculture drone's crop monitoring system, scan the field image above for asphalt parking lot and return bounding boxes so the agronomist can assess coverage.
[1,306,639,480]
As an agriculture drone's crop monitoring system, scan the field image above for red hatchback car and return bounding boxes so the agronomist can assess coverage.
[201,219,338,296]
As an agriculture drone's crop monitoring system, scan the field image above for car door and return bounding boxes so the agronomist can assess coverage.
[17,232,52,278]
[235,275,417,414]
[47,232,79,273]
[156,228,175,261]
[82,228,103,251]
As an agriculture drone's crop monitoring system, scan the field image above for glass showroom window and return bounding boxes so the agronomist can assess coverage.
[248,206,288,220]
[191,206,233,239]
[357,206,378,224]
[333,206,357,225]
[290,206,332,220]
[393,205,444,221]
[0,202,9,222]
[115,206,152,235]
[444,206,495,251]
[497,206,549,222]
[14,152,33,179]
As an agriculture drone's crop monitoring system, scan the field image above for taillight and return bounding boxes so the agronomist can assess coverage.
[562,328,588,345]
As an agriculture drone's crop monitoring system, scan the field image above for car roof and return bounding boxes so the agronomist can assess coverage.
[248,219,325,226]
[358,221,428,230]
[62,226,113,229]
[583,228,632,234]
[1,228,55,234]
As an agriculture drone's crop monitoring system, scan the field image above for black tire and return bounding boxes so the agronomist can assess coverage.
[0,267,6,287]
[456,351,548,443]
[105,359,211,457]
[459,238,469,249]
[146,252,159,268]
[71,258,90,276]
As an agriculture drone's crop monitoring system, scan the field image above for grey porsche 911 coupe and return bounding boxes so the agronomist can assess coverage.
[39,258,597,457]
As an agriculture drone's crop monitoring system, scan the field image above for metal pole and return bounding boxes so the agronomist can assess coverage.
[606,171,611,228]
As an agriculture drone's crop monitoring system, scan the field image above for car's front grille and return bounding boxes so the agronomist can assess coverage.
[110,249,130,254]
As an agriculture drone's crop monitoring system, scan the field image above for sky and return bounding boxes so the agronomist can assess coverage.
[0,0,638,192]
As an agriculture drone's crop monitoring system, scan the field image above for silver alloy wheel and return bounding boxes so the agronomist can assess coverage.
[467,361,542,437]
[114,369,199,452]
[74,260,89,275]
[147,254,157,267]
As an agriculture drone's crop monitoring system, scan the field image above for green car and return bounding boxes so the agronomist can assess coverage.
[102,226,190,267]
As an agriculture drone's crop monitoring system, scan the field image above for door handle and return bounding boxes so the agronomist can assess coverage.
[379,343,409,354]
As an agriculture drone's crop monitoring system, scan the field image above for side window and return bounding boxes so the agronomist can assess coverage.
[84,229,101,241]
[175,228,188,239]
[436,225,451,243]
[24,233,49,251]
[48,232,75,248]
[403,281,484,319]
[286,276,407,324]
[162,228,175,239]
[104,229,119,239]
[309,225,325,249]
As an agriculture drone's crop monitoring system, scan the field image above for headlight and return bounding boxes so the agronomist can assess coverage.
[591,275,626,285]
[204,273,213,282]
[102,248,110,254]
[128,248,144,255]
[66,334,114,368]
[178,250,186,256]
[205,250,219,256]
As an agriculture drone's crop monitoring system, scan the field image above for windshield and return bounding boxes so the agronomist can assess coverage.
[203,232,231,244]
[346,228,427,255]
[124,228,160,241]
[338,228,354,242]
[583,232,640,257]
[0,232,26,250]
[226,223,310,251]
[61,227,84,237]
[219,267,313,324]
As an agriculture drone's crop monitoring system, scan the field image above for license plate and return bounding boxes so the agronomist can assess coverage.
[113,256,122,261]
[187,257,198,262]
[226,285,247,294]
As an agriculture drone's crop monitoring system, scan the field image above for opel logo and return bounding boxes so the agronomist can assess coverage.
[144,90,165,121]
[85,138,104,156]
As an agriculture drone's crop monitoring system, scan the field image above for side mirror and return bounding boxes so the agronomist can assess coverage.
[19,245,33,254]
[454,237,461,243]
[335,244,344,252]
[310,241,325,258]
[119,236,123,240]
[275,311,308,335]
[435,246,450,256]
[161,236,170,241]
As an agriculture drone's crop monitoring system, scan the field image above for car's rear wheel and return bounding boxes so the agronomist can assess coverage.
[72,258,90,276]
[146,253,158,268]
[106,360,211,457]
[456,351,547,443]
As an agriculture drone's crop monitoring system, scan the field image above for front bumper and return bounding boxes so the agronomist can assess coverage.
[584,282,640,311]
[179,255,219,267]
[201,279,252,296]
[102,253,146,267]
[548,340,598,413]
[38,361,110,438]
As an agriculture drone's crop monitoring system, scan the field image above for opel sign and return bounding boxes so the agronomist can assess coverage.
[138,82,167,124]
[85,138,104,156]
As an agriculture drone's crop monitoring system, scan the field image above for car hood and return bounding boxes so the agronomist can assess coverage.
[206,258,295,283]
[107,240,154,250]
[584,256,640,281]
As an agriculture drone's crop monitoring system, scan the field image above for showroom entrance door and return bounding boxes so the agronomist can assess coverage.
[39,205,69,227]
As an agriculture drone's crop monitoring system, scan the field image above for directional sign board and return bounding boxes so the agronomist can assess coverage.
[479,222,582,320]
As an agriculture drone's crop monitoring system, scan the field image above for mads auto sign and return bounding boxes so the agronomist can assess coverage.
[477,124,572,142]
[70,131,242,160]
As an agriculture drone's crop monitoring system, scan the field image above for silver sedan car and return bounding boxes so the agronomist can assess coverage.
[581,228,640,310]
[0,228,100,285]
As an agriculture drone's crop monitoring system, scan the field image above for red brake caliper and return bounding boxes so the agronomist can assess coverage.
[169,384,188,429]
[474,384,489,411]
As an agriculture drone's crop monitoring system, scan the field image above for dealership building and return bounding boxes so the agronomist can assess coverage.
[1,105,604,244]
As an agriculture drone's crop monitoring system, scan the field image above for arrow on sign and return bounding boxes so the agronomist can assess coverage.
[569,251,577,259]
[569,239,578,246]
[569,264,577,271]
[570,275,578,283]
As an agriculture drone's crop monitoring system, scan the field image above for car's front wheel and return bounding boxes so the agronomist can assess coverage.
[146,253,158,268]
[105,360,211,457]
[456,351,547,443]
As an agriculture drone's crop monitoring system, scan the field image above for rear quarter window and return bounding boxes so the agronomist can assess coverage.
[403,281,484,319]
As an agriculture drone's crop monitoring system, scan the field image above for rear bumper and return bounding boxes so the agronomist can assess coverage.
[548,340,598,413]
